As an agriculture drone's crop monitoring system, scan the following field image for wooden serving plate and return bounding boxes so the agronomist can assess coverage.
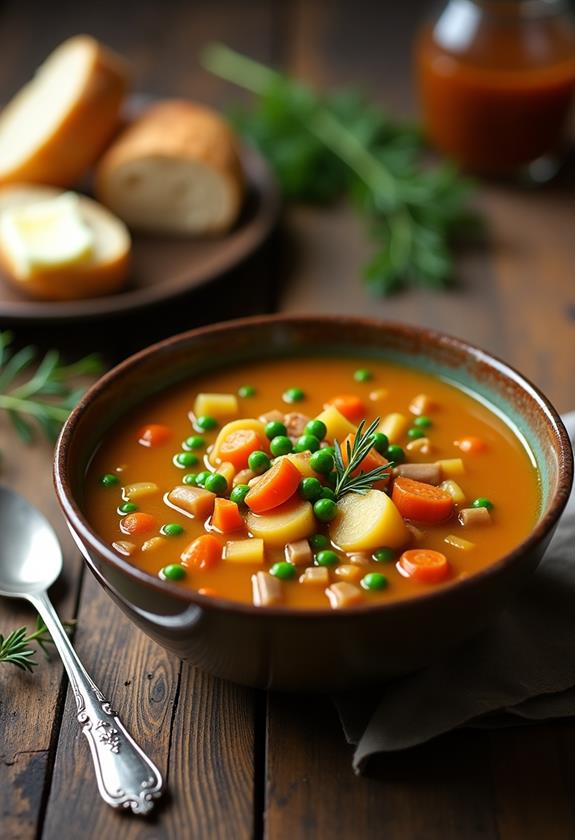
[0,145,280,324]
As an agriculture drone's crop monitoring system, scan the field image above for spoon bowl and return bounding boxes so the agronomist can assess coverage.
[0,485,62,596]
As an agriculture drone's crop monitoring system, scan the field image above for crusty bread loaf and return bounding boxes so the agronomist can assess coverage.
[0,185,131,300]
[95,100,244,235]
[0,36,128,188]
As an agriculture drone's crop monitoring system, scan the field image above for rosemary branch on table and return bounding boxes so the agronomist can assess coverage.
[202,43,479,295]
[0,616,55,672]
[333,417,392,500]
[0,330,102,451]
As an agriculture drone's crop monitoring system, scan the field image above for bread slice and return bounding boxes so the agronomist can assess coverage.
[0,36,128,188]
[0,185,131,300]
[95,100,244,235]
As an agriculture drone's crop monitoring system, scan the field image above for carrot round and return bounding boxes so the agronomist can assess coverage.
[120,512,157,535]
[181,534,222,570]
[392,476,454,522]
[245,457,301,513]
[454,435,487,454]
[138,423,171,447]
[340,432,390,486]
[324,394,366,422]
[397,549,450,583]
[211,498,245,533]
[219,428,266,469]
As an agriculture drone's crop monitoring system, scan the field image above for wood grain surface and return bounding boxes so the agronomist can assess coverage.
[0,1,574,838]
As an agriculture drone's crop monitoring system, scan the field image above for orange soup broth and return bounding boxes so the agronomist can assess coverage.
[85,357,541,609]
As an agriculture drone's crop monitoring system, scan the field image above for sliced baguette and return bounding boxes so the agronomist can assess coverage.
[0,185,131,300]
[0,36,128,188]
[95,100,244,235]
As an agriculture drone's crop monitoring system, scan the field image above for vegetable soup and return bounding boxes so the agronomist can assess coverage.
[84,356,541,610]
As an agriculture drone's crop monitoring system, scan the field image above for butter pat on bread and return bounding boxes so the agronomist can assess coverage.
[95,100,244,235]
[0,185,131,300]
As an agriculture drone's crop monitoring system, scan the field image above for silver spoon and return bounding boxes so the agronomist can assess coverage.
[0,485,164,814]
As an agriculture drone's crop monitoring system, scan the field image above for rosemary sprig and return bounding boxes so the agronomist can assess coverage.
[0,616,55,672]
[0,331,102,449]
[202,43,479,295]
[333,417,392,500]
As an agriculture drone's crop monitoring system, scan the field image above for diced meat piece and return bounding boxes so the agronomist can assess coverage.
[167,485,216,518]
[258,409,284,424]
[393,463,441,485]
[112,540,136,556]
[299,566,329,586]
[406,437,433,455]
[285,539,312,567]
[284,411,310,439]
[334,564,363,582]
[326,582,363,609]
[252,571,283,606]
[458,507,492,526]
[348,552,371,566]
[409,393,436,415]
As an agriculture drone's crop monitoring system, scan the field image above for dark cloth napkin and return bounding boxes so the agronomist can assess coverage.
[334,412,575,773]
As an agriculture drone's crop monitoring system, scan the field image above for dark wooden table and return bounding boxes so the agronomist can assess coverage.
[1,1,575,837]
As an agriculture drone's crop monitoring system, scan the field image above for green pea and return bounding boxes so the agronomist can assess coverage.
[373,547,395,563]
[387,444,405,464]
[270,435,293,457]
[195,415,218,431]
[265,420,287,439]
[174,452,199,468]
[238,385,256,398]
[183,472,198,486]
[299,477,323,502]
[313,498,337,522]
[161,564,186,582]
[204,473,228,494]
[407,428,425,440]
[414,416,432,429]
[294,434,320,453]
[472,497,493,510]
[361,572,388,591]
[370,432,389,455]
[310,449,334,475]
[248,451,271,474]
[353,368,372,382]
[161,523,184,537]
[309,533,329,550]
[100,473,119,487]
[305,419,327,440]
[185,435,205,450]
[230,484,250,505]
[195,470,211,487]
[320,487,337,501]
[314,549,339,567]
[270,561,297,581]
[283,387,305,404]
[118,502,138,514]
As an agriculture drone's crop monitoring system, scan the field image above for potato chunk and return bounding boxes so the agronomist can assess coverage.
[167,485,216,518]
[379,413,408,443]
[225,538,265,564]
[330,489,409,552]
[122,481,159,500]
[246,499,315,547]
[193,393,238,420]
[314,405,357,442]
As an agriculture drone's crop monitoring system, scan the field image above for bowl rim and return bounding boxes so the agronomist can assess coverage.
[54,314,574,619]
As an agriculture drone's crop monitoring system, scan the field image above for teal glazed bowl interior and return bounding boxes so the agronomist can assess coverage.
[54,316,573,691]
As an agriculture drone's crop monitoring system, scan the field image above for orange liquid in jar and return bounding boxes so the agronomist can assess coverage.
[416,5,575,175]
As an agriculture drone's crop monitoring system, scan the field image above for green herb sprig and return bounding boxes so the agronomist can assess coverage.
[202,43,478,295]
[0,331,102,448]
[333,416,392,499]
[0,616,56,672]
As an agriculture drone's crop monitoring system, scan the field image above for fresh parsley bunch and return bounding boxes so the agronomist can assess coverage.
[203,43,478,295]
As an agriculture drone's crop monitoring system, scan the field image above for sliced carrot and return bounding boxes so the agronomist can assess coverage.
[392,476,454,522]
[454,436,487,454]
[120,512,157,535]
[397,549,450,583]
[181,534,222,570]
[219,428,267,469]
[245,457,301,513]
[324,394,366,422]
[340,432,390,486]
[211,498,245,533]
[138,423,172,447]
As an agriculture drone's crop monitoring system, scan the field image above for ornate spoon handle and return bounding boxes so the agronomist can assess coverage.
[29,589,164,814]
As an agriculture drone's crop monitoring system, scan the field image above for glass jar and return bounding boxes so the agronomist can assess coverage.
[415,0,575,179]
